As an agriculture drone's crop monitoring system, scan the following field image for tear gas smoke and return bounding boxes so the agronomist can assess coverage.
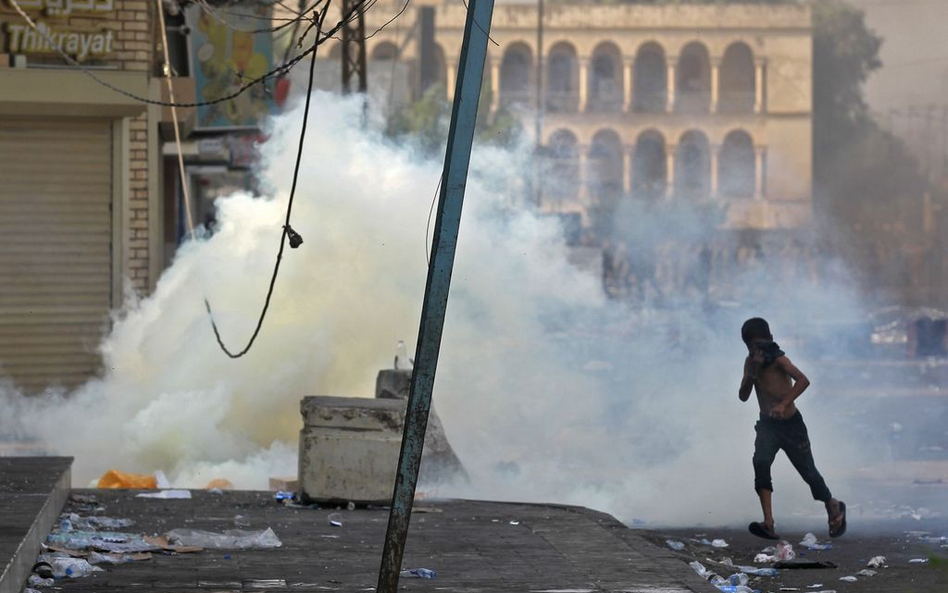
[0,93,929,526]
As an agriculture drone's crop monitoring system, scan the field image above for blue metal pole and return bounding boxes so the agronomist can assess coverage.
[375,0,495,589]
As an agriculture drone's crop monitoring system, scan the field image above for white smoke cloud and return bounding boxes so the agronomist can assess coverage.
[0,93,895,526]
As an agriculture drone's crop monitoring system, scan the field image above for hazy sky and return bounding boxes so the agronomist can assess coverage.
[850,0,948,113]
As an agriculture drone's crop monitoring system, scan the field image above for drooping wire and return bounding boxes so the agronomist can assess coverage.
[425,174,443,266]
[204,3,329,359]
[6,0,369,109]
[194,0,320,35]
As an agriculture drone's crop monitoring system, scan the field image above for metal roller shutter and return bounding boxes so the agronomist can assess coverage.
[0,118,113,393]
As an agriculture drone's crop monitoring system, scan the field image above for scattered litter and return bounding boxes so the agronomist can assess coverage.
[742,566,778,576]
[141,535,203,553]
[413,506,442,514]
[806,585,823,589]
[47,530,160,553]
[347,501,356,511]
[509,520,520,525]
[97,470,157,489]
[28,574,53,587]
[328,513,343,527]
[87,551,136,565]
[31,562,54,579]
[776,541,796,561]
[856,569,877,577]
[867,556,886,568]
[799,532,832,551]
[36,555,103,578]
[839,576,857,582]
[779,589,800,592]
[755,553,777,563]
[400,568,437,579]
[728,573,749,586]
[68,493,97,504]
[775,559,837,569]
[165,528,282,549]
[234,515,251,527]
[908,558,929,564]
[136,489,191,499]
[209,488,224,495]
[24,588,41,593]
[274,491,294,501]
[666,539,685,551]
[61,514,134,531]
[711,539,729,548]
[244,579,288,588]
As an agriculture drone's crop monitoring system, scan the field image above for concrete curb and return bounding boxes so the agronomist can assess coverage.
[0,459,72,593]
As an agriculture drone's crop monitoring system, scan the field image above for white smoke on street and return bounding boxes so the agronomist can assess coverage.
[0,93,883,525]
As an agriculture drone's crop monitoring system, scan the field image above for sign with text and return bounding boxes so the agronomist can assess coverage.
[1,0,115,61]
[185,4,276,130]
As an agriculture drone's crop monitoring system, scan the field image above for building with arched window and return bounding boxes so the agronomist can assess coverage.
[327,1,812,231]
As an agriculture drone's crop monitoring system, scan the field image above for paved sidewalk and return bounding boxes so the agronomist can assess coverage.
[44,490,714,593]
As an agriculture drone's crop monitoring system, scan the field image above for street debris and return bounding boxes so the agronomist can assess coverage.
[400,568,437,579]
[509,520,520,525]
[908,558,929,563]
[328,513,343,527]
[36,554,103,578]
[855,569,877,577]
[776,541,795,561]
[206,478,234,490]
[711,539,729,548]
[839,576,857,582]
[234,514,251,527]
[754,552,777,563]
[48,528,160,554]
[774,559,837,569]
[136,489,192,499]
[867,555,886,568]
[28,574,53,587]
[165,527,283,549]
[666,539,686,551]
[799,532,832,551]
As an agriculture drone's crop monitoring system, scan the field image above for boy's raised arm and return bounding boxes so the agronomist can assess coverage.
[739,355,756,401]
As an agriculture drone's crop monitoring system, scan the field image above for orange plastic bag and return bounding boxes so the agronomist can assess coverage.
[206,478,234,490]
[97,469,158,489]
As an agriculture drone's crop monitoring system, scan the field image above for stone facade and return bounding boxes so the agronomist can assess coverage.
[342,1,813,230]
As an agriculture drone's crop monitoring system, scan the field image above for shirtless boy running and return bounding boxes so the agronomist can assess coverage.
[739,317,847,540]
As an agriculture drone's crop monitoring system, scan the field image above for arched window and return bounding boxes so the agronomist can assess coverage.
[500,43,533,106]
[588,129,623,202]
[676,42,711,113]
[719,43,755,113]
[676,130,711,199]
[547,42,579,113]
[632,130,666,200]
[633,42,667,113]
[371,41,398,61]
[545,129,580,201]
[719,130,755,198]
[589,42,622,113]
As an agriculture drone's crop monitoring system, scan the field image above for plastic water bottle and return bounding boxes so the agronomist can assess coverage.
[714,586,754,593]
[394,340,412,370]
[400,568,437,579]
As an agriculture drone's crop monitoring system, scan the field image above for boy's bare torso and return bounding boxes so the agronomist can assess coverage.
[744,355,799,418]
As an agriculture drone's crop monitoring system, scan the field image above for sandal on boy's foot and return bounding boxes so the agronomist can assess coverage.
[829,501,847,538]
[748,521,780,540]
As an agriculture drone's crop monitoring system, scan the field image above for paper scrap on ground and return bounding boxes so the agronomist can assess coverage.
[136,489,192,499]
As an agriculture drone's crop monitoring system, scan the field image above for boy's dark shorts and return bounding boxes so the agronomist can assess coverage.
[752,410,832,502]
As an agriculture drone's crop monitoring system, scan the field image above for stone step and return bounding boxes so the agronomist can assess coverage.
[0,457,72,593]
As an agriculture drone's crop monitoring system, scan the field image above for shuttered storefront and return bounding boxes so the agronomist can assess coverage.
[0,119,113,392]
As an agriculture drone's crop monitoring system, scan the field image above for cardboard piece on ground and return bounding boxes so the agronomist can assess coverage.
[143,535,204,553]
[46,545,88,557]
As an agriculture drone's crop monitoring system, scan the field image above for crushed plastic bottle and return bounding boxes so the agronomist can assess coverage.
[729,573,749,586]
[711,538,729,548]
[36,556,104,579]
[665,539,685,551]
[328,513,343,527]
[800,532,833,551]
[713,586,755,593]
[867,556,886,568]
[743,567,778,577]
[400,568,436,579]
[839,575,857,582]
[689,561,714,580]
[776,540,796,561]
